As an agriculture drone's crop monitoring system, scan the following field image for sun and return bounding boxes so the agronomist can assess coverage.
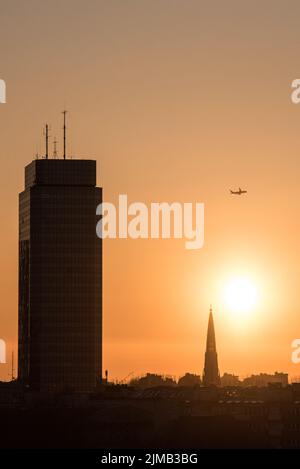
[224,277,258,317]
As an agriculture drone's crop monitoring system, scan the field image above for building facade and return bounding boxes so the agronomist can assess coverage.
[18,159,102,392]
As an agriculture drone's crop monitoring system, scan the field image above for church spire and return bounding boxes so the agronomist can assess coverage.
[203,306,220,386]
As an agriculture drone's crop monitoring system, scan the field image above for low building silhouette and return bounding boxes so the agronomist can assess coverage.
[130,373,176,389]
[242,372,288,388]
[221,373,241,387]
[178,373,202,387]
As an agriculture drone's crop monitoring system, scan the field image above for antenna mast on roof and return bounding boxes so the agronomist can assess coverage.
[44,124,49,159]
[53,137,58,159]
[62,110,67,159]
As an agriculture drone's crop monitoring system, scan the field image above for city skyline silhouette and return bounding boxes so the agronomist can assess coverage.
[2,0,300,451]
[1,1,300,385]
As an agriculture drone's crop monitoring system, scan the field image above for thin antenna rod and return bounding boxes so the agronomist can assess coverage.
[62,110,67,159]
[53,137,58,159]
[45,124,49,159]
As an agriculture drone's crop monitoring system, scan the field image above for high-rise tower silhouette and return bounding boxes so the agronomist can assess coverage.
[203,306,220,386]
[18,158,102,392]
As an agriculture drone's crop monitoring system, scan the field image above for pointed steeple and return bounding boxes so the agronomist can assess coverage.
[203,306,220,386]
[206,305,216,352]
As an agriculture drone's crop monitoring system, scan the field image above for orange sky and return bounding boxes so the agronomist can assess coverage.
[1,0,300,382]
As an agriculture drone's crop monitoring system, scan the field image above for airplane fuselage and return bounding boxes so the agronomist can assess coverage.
[230,189,247,195]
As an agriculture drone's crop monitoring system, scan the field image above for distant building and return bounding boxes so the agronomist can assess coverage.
[130,373,176,388]
[178,373,201,387]
[221,373,241,387]
[242,372,288,388]
[18,159,102,392]
[203,306,221,386]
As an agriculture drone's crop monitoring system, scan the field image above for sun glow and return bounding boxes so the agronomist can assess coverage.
[224,277,258,320]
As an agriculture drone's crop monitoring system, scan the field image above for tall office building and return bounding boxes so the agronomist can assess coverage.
[203,306,220,386]
[18,159,102,392]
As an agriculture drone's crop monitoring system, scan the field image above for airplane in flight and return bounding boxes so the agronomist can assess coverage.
[230,187,247,195]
